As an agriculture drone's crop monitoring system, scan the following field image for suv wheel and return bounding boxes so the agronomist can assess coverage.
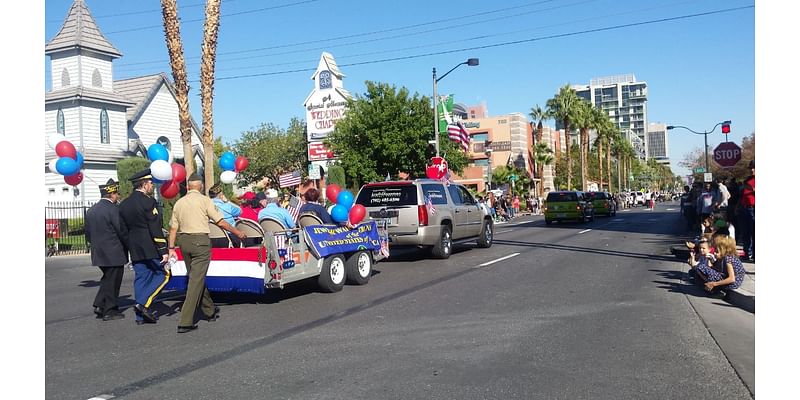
[477,219,493,248]
[431,225,452,259]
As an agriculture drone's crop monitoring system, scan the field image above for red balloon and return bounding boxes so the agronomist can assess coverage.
[171,163,187,182]
[64,172,83,186]
[160,180,179,199]
[55,140,77,160]
[348,204,366,225]
[325,184,341,204]
[234,156,249,172]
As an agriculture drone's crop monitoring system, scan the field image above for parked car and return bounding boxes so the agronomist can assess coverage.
[544,191,595,225]
[588,191,617,217]
[354,179,493,259]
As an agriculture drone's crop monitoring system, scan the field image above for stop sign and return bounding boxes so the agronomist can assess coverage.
[713,142,742,168]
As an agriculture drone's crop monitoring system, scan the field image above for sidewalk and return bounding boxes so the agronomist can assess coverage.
[670,245,755,313]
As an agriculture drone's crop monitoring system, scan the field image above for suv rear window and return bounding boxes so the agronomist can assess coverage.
[421,184,448,205]
[547,192,578,202]
[588,192,606,200]
[356,185,418,206]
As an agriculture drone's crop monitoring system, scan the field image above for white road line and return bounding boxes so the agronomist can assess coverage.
[87,395,114,400]
[476,253,520,267]
[494,229,514,234]
[578,229,592,234]
[621,209,631,212]
[665,208,676,211]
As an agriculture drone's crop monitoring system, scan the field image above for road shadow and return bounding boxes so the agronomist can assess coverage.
[649,268,745,310]
[78,279,100,288]
[492,239,676,263]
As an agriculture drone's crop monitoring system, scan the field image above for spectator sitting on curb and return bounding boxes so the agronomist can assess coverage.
[694,235,746,298]
[687,238,715,279]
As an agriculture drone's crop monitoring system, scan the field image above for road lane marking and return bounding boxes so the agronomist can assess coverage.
[666,208,676,211]
[578,229,592,234]
[475,253,520,267]
[87,395,114,400]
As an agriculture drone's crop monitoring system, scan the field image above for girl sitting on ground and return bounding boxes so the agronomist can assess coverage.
[694,235,746,297]
[687,238,715,274]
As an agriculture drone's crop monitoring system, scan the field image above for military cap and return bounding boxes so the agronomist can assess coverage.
[99,178,120,197]
[209,183,223,196]
[130,168,153,182]
[188,173,203,182]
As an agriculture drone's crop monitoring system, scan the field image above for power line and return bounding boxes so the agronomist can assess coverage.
[115,0,697,76]
[205,5,754,82]
[104,0,319,35]
[115,0,576,68]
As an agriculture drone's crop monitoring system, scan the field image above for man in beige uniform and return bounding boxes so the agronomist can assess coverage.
[168,174,247,333]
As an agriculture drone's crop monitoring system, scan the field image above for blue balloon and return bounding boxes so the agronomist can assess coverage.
[331,205,349,222]
[147,144,169,161]
[55,157,79,176]
[75,152,84,169]
[337,191,354,209]
[219,152,236,171]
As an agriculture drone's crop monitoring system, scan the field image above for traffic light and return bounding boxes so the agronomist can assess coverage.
[721,122,730,134]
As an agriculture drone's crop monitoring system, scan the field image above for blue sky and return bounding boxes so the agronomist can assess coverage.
[44,0,755,178]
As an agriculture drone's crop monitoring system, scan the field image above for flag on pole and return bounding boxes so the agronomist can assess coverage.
[279,170,302,188]
[447,121,471,152]
[425,195,437,215]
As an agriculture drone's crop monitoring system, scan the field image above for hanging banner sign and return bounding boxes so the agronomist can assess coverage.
[308,141,334,161]
[304,221,381,258]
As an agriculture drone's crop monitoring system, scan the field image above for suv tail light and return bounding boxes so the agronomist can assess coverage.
[576,204,581,211]
[418,205,429,226]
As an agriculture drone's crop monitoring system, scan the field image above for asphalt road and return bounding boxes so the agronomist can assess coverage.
[45,202,754,400]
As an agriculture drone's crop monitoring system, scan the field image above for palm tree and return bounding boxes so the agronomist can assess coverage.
[590,106,612,190]
[606,127,623,192]
[529,105,550,145]
[546,85,580,190]
[200,0,222,192]
[533,142,554,197]
[570,100,594,191]
[160,0,194,179]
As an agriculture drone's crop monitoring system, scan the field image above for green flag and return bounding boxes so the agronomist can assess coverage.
[437,94,454,134]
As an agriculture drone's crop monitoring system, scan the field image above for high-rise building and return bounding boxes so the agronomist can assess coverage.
[647,122,671,168]
[572,74,648,159]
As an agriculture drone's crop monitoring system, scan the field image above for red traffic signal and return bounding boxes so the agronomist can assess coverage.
[721,123,730,134]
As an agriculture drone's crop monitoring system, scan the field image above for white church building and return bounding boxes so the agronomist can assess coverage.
[44,0,205,203]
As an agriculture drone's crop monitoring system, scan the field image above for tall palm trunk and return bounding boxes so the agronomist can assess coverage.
[597,138,603,190]
[564,120,572,190]
[160,0,194,180]
[580,127,588,191]
[200,0,222,194]
[606,143,612,192]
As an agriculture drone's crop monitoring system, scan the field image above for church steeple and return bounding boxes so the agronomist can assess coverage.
[45,0,122,58]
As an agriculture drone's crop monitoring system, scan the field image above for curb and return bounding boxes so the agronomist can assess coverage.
[670,245,755,313]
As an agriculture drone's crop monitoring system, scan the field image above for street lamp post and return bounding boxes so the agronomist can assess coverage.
[667,120,731,172]
[432,58,479,157]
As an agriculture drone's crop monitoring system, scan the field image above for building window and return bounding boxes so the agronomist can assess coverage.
[319,70,332,89]
[156,136,171,151]
[100,109,110,144]
[92,69,102,87]
[61,68,70,87]
[57,109,65,135]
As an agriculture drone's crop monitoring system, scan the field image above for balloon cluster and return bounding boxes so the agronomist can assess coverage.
[218,151,249,184]
[325,184,366,225]
[146,143,186,199]
[47,134,85,186]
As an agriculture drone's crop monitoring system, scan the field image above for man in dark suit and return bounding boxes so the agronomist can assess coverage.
[119,169,170,325]
[85,179,129,321]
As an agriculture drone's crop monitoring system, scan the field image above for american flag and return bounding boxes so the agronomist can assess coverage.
[447,121,470,152]
[279,170,302,188]
[286,196,305,223]
[425,196,437,215]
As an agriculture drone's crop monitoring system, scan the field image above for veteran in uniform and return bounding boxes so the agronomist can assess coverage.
[119,168,169,325]
[168,174,246,333]
[85,179,129,321]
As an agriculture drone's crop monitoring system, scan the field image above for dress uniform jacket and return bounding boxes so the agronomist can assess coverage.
[85,199,129,266]
[119,190,168,261]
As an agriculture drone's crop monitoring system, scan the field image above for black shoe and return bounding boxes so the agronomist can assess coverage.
[177,325,198,333]
[94,307,104,319]
[133,304,157,323]
[135,319,156,325]
[687,269,698,280]
[102,311,125,321]
[709,290,727,300]
[203,306,221,322]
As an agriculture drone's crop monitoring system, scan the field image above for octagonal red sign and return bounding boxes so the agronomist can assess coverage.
[713,142,742,168]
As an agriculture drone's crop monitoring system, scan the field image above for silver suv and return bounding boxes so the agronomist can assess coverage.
[355,179,493,259]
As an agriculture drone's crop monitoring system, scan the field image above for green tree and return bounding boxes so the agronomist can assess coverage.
[325,81,468,188]
[116,157,151,199]
[680,132,755,182]
[327,165,346,188]
[232,118,307,190]
[529,104,550,145]
[546,84,580,190]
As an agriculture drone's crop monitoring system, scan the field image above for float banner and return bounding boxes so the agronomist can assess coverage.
[304,221,381,258]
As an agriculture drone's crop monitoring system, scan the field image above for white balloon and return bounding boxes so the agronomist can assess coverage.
[48,133,67,149]
[48,158,59,174]
[150,160,173,181]
[220,170,237,184]
[327,205,335,214]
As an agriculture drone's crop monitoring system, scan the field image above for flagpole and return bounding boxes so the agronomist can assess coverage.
[432,67,440,158]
